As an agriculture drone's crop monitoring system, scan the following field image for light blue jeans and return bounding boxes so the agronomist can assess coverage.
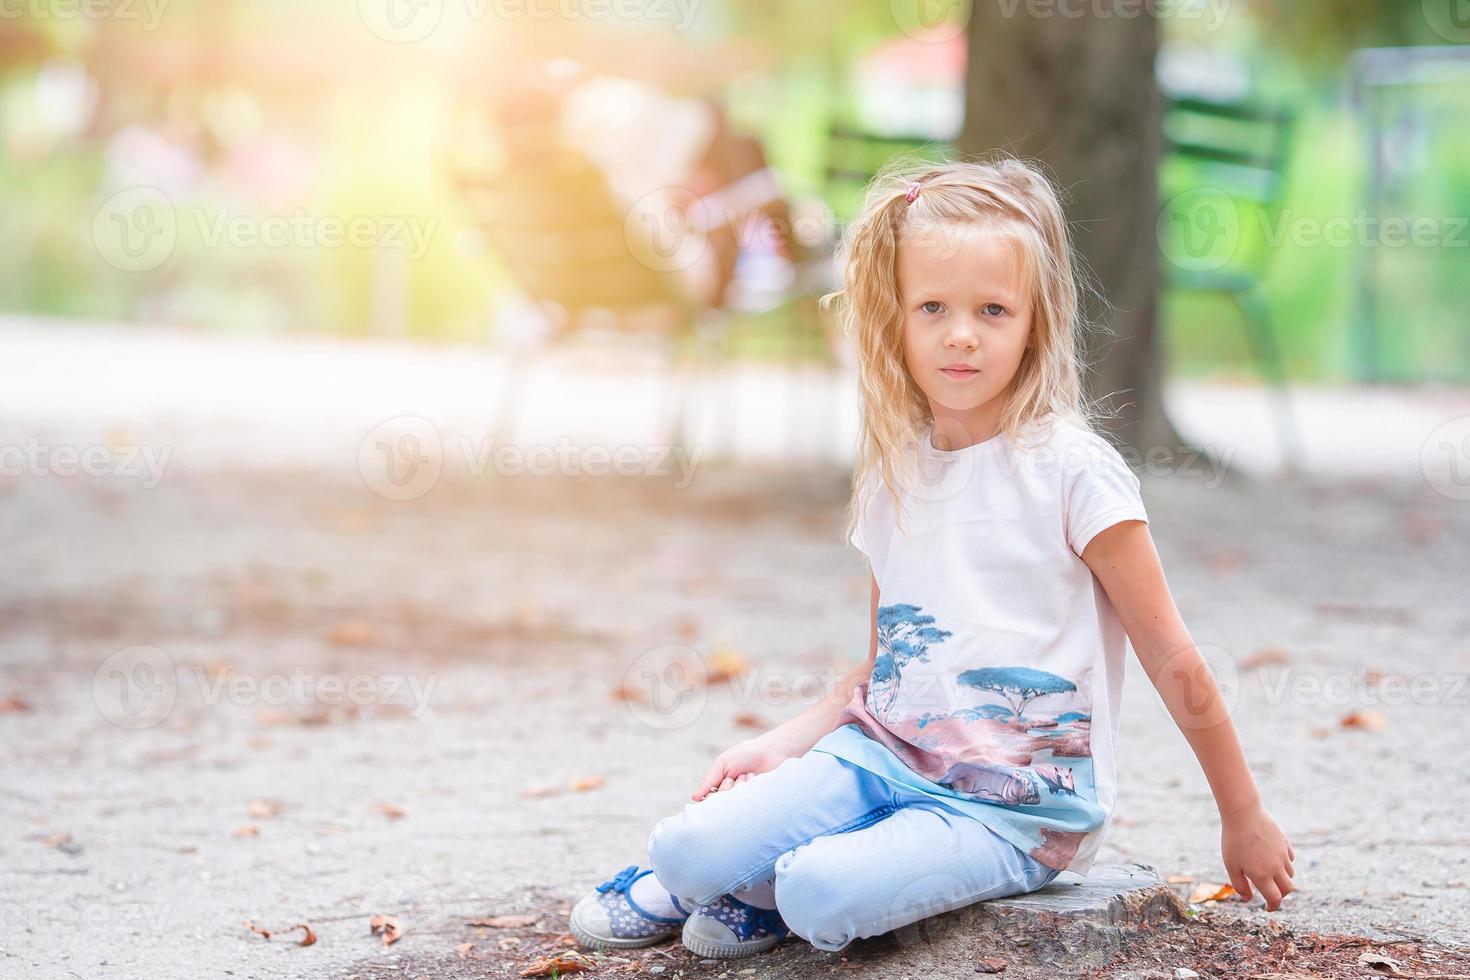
[646,749,1061,952]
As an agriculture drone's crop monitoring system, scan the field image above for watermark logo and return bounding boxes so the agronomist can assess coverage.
[358,0,444,42]
[0,439,171,488]
[624,188,709,274]
[1423,0,1470,42]
[1421,415,1470,501]
[619,645,710,731]
[93,644,177,730]
[1148,641,1241,730]
[93,188,439,273]
[356,418,704,501]
[1158,187,1240,273]
[358,873,449,930]
[358,416,445,502]
[93,187,177,273]
[891,0,970,41]
[0,0,171,30]
[357,0,703,43]
[992,0,1233,31]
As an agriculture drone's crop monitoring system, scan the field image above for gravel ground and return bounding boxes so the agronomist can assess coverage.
[3,324,1469,979]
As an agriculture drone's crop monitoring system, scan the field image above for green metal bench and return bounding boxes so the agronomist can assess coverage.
[1158,94,1304,469]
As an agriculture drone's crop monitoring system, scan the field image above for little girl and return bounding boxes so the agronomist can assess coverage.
[569,156,1296,959]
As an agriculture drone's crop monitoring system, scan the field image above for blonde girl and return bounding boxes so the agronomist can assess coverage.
[569,155,1295,959]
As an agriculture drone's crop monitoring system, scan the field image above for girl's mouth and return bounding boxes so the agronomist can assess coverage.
[940,367,979,380]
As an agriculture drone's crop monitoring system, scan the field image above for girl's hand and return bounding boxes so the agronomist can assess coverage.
[691,733,797,802]
[1220,801,1297,911]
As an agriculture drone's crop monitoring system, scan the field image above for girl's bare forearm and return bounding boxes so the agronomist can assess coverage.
[1144,641,1262,820]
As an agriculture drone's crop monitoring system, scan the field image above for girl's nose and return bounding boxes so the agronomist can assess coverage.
[945,321,979,349]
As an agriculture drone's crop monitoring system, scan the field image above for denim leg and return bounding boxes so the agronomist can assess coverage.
[772,799,1060,952]
[646,751,901,909]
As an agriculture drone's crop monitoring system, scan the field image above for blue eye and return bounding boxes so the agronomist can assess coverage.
[921,301,943,314]
[981,303,1007,317]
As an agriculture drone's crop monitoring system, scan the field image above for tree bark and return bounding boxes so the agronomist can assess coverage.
[960,8,1187,459]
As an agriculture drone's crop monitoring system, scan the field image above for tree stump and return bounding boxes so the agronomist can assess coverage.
[893,863,1190,972]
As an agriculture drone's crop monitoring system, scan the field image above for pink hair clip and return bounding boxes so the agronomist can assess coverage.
[905,182,922,203]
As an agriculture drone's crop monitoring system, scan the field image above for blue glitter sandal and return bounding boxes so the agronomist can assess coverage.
[680,893,790,959]
[569,865,692,950]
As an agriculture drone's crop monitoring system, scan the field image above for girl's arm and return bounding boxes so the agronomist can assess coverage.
[691,573,879,801]
[1080,520,1298,911]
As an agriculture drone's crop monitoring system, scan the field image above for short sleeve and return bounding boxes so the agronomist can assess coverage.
[852,470,870,555]
[1062,435,1148,557]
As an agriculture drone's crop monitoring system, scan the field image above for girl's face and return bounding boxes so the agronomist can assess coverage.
[896,221,1036,442]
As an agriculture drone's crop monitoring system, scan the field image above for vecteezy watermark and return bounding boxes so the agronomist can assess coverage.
[0,899,174,936]
[1258,210,1470,251]
[1420,416,1470,501]
[623,190,837,274]
[0,438,170,488]
[357,0,702,43]
[992,0,1233,31]
[1159,187,1470,271]
[94,645,177,730]
[618,649,862,733]
[92,187,438,273]
[0,0,170,30]
[1157,187,1242,273]
[357,417,704,502]
[189,666,438,719]
[890,0,971,42]
[1422,0,1470,42]
[1255,668,1469,709]
[358,872,450,924]
[92,645,439,729]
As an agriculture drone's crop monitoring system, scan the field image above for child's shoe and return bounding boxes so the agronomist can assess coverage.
[679,894,790,959]
[569,865,692,950]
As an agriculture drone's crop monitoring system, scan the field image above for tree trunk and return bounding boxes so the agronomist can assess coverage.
[960,8,1187,459]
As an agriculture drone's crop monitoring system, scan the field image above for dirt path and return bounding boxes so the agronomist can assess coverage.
[2,436,1468,978]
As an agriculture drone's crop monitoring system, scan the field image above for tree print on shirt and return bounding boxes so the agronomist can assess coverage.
[957,666,1078,722]
[867,603,953,718]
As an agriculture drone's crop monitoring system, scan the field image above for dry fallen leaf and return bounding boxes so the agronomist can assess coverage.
[1356,949,1405,975]
[568,774,604,792]
[609,684,647,703]
[518,784,560,799]
[0,695,32,713]
[325,621,378,647]
[1187,882,1237,904]
[43,832,73,848]
[369,913,402,945]
[975,957,1007,974]
[248,799,284,820]
[1165,874,1195,884]
[1340,709,1389,732]
[244,921,272,940]
[231,825,261,838]
[455,942,475,960]
[673,616,701,643]
[704,648,749,684]
[519,950,595,977]
[467,914,537,928]
[1240,648,1290,670]
[287,923,316,947]
[376,803,406,820]
[732,712,766,729]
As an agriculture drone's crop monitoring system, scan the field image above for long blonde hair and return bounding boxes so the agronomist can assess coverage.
[821,153,1111,542]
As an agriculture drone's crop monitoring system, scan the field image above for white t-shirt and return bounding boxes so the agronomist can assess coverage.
[810,413,1149,875]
